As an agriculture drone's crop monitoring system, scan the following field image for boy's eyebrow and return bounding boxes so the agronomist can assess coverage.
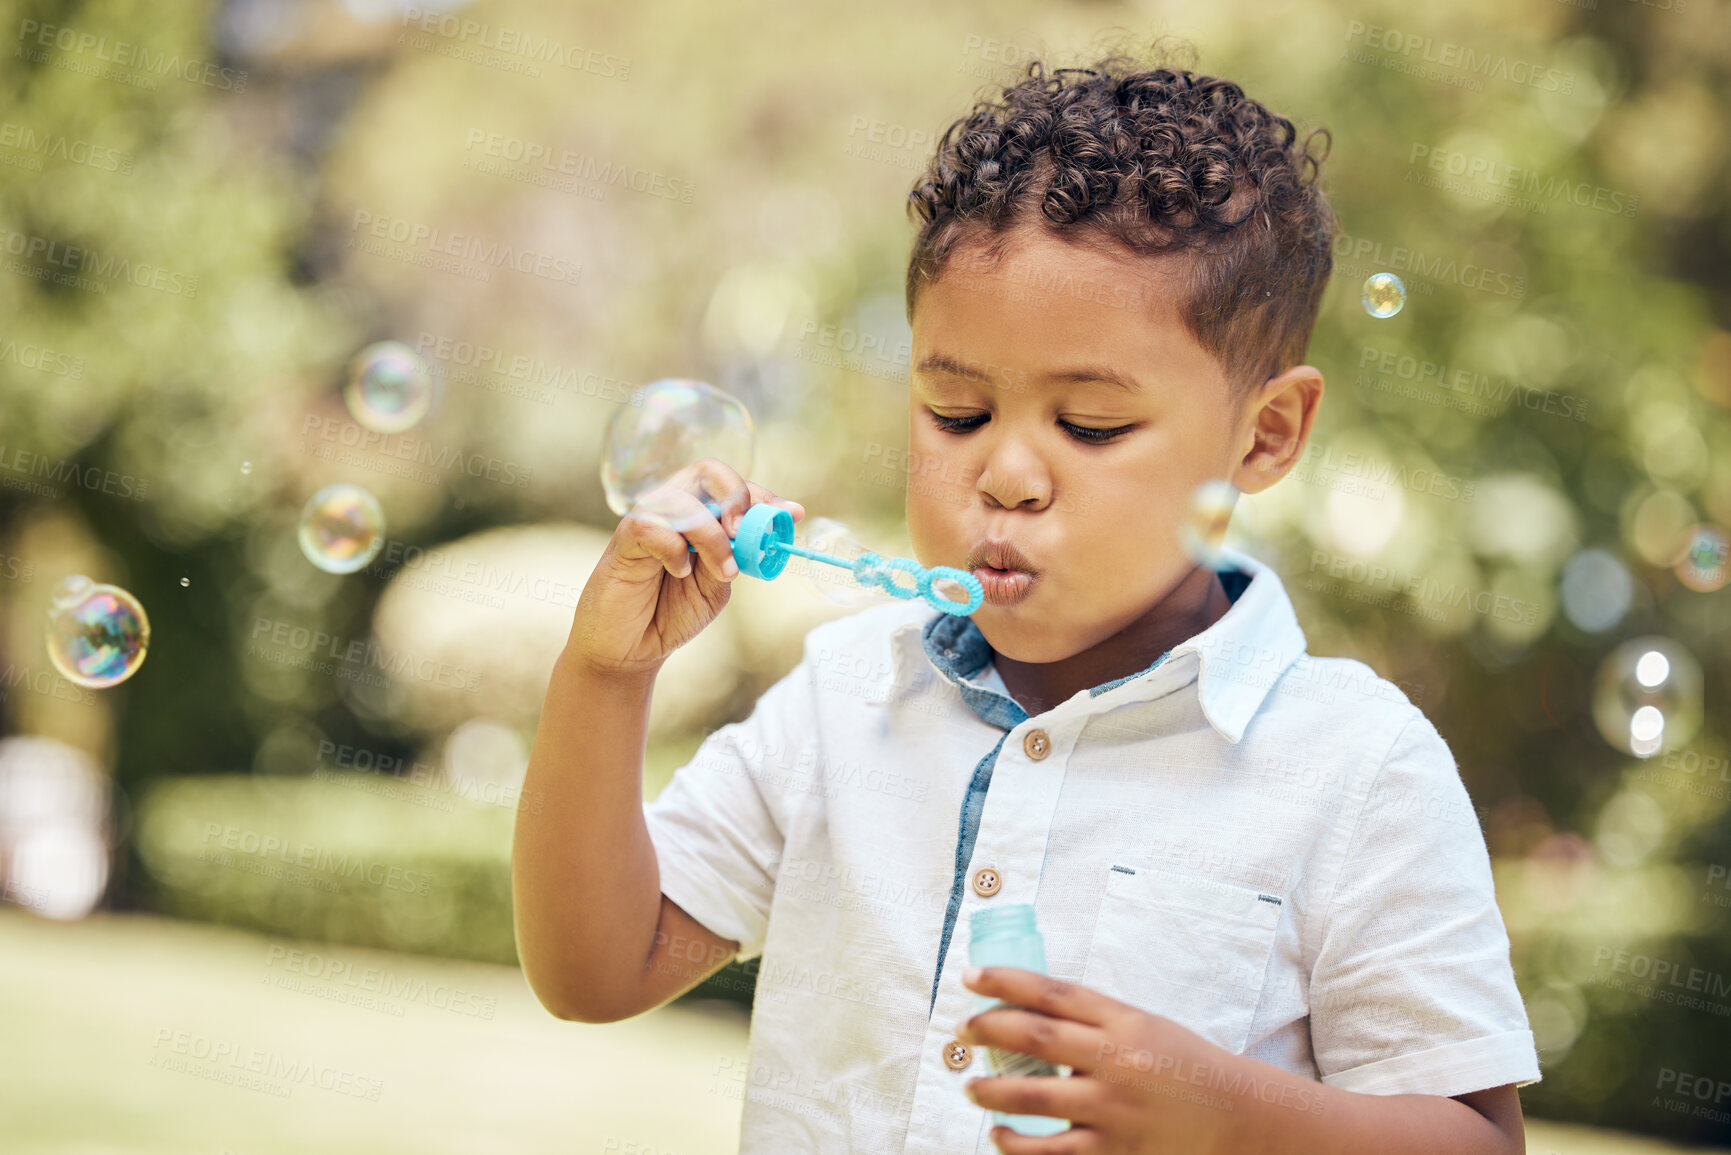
[915,352,1144,394]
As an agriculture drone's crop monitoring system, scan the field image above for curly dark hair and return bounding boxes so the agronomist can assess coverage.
[906,44,1336,401]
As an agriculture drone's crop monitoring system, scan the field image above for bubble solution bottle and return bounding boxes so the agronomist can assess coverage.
[968,903,1072,1137]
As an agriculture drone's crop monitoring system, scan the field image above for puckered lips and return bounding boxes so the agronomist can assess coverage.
[964,538,1039,607]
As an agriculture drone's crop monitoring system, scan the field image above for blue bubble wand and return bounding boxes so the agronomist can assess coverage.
[685,501,983,616]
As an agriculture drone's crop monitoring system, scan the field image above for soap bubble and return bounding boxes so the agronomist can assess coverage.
[792,517,888,607]
[1591,636,1702,757]
[45,575,150,688]
[298,483,386,574]
[601,379,754,517]
[344,340,434,433]
[240,461,253,475]
[1181,480,1239,569]
[1559,548,1632,632]
[1361,273,1406,319]
[1674,525,1728,592]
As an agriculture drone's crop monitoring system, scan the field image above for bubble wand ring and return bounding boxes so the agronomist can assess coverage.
[864,555,923,600]
[853,554,887,590]
[685,502,984,616]
[919,565,979,609]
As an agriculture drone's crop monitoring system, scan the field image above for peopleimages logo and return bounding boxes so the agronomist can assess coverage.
[0,225,198,297]
[0,334,84,377]
[414,331,642,407]
[1293,443,1476,503]
[264,944,497,1019]
[247,615,481,693]
[1303,551,1541,626]
[0,443,150,501]
[0,660,98,706]
[398,7,631,78]
[1407,144,1638,219]
[1356,345,1589,422]
[461,130,693,203]
[16,20,249,91]
[1342,21,1574,94]
[0,121,134,174]
[347,211,581,288]
[1331,232,1525,300]
[200,822,433,896]
[300,414,534,488]
[150,1027,382,1100]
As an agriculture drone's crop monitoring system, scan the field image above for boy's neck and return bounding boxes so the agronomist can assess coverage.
[992,565,1235,718]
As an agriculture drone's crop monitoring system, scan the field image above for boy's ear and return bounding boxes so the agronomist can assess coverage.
[1230,364,1323,495]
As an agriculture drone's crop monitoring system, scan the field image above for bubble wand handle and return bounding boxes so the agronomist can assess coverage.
[683,502,983,615]
[770,541,853,568]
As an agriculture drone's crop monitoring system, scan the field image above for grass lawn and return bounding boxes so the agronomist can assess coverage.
[0,905,1723,1154]
[0,906,747,1155]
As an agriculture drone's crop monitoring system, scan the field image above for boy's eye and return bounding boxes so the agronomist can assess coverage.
[926,411,1132,444]
[928,412,988,434]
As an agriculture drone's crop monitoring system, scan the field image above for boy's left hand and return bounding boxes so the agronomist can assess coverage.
[957,965,1241,1153]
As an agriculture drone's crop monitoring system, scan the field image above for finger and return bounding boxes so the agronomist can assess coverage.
[623,492,731,580]
[963,967,1121,1032]
[692,472,805,540]
[676,457,754,526]
[742,481,806,526]
[654,488,738,581]
[965,1076,1103,1149]
[619,507,695,578]
[677,458,806,535]
[959,1004,1109,1076]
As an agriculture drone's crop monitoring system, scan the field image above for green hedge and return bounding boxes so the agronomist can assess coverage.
[135,771,519,962]
[133,753,759,1014]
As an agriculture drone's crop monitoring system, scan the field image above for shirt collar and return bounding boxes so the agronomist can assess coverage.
[869,546,1308,744]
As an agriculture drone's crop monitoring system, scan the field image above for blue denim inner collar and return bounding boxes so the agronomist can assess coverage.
[919,565,1251,716]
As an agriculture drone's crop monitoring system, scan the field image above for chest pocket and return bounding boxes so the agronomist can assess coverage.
[1081,863,1283,1054]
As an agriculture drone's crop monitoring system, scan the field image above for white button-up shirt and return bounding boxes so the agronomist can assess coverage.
[642,547,1540,1154]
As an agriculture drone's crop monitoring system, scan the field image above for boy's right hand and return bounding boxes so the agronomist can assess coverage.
[568,457,805,677]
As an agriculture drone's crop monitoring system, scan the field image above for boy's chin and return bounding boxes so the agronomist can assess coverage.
[971,616,1079,665]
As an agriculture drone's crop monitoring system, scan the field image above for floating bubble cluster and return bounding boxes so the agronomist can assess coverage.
[601,379,754,517]
[1559,548,1632,632]
[1361,272,1406,319]
[1181,480,1239,570]
[45,575,151,688]
[343,341,435,433]
[297,483,386,574]
[1674,525,1728,592]
[1591,636,1702,758]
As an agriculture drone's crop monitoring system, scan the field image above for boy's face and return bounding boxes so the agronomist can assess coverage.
[905,228,1289,664]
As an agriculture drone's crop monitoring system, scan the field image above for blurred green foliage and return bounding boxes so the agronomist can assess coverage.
[136,771,516,961]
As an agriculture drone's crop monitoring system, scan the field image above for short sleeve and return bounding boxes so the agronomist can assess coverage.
[1307,711,1541,1098]
[642,654,814,966]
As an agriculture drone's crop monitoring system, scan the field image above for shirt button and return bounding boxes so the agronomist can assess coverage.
[944,1039,973,1069]
[970,866,1001,897]
[1023,729,1051,760]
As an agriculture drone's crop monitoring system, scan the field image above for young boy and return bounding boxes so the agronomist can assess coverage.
[513,48,1540,1155]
